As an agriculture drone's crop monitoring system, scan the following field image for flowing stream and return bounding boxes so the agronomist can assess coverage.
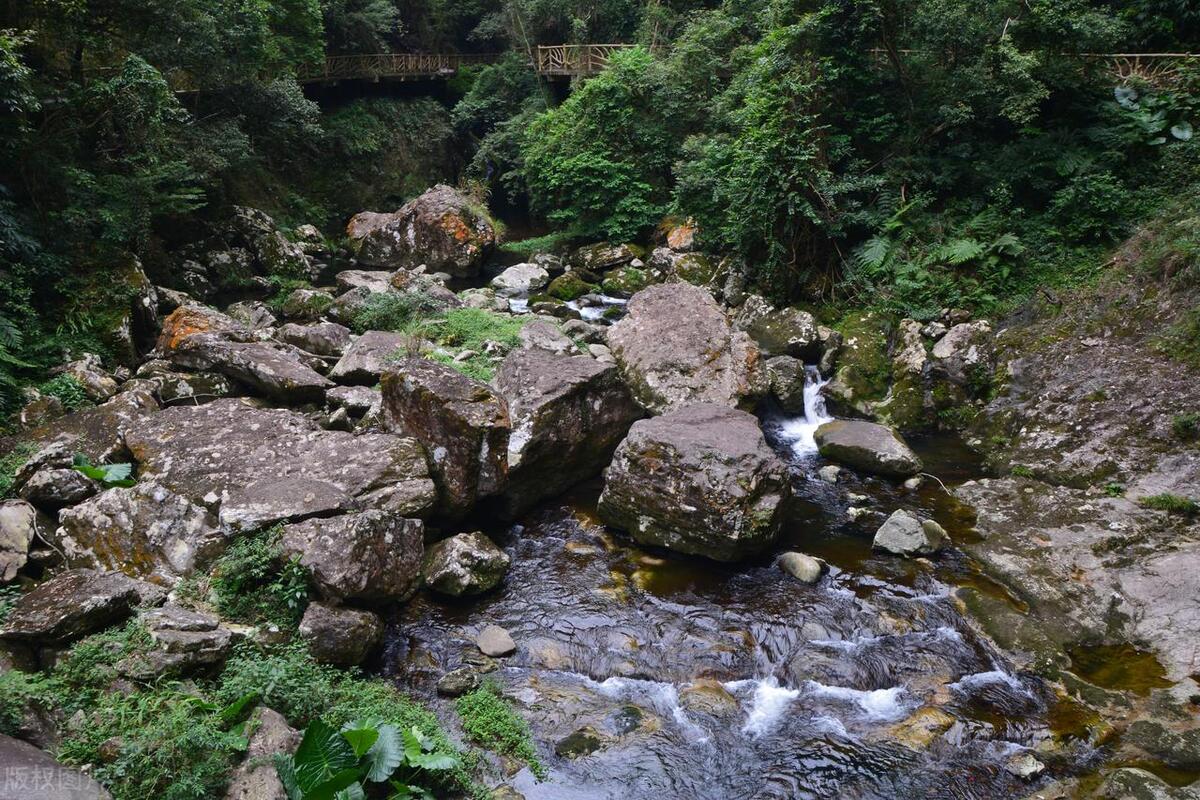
[383,369,1090,799]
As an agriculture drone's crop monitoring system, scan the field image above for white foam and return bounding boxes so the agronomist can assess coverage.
[806,682,908,721]
[773,366,834,457]
[577,675,709,742]
[740,677,801,737]
[948,670,1031,697]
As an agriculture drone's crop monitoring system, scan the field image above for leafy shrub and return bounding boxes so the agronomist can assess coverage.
[0,583,22,626]
[349,291,447,335]
[455,683,544,779]
[0,666,45,736]
[216,642,342,726]
[1011,465,1036,478]
[38,374,91,411]
[1171,412,1200,441]
[1139,493,1199,515]
[46,621,154,714]
[274,718,458,800]
[0,442,34,497]
[415,308,527,382]
[211,527,309,628]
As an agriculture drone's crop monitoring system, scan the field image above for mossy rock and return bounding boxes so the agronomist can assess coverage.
[602,266,653,298]
[878,371,931,433]
[673,253,718,286]
[825,313,893,414]
[547,272,598,302]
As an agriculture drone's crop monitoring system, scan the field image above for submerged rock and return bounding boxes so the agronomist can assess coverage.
[607,284,766,414]
[347,185,496,276]
[380,358,510,519]
[814,420,923,478]
[125,399,435,530]
[873,510,948,557]
[298,602,383,665]
[280,511,424,604]
[598,404,790,562]
[494,348,642,517]
[422,532,510,597]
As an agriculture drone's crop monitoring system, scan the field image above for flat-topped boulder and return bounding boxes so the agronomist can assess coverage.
[335,269,393,294]
[277,321,352,357]
[347,185,496,276]
[0,568,164,644]
[814,420,923,478]
[280,510,424,603]
[330,331,406,385]
[58,482,224,582]
[381,358,510,518]
[491,262,550,296]
[124,399,436,530]
[166,335,333,404]
[607,284,766,414]
[494,348,642,517]
[598,404,791,561]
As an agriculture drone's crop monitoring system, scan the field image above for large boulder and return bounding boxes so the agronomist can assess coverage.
[598,404,791,561]
[930,321,994,388]
[347,185,496,276]
[156,305,251,353]
[0,735,112,799]
[277,322,352,358]
[279,511,424,603]
[814,420,923,478]
[166,335,333,404]
[493,348,642,517]
[0,500,40,582]
[58,482,224,583]
[24,390,159,466]
[298,602,383,666]
[380,358,510,518]
[118,604,234,680]
[136,360,236,406]
[421,531,510,597]
[330,331,406,385]
[607,284,766,414]
[335,269,393,294]
[124,399,436,530]
[746,308,820,359]
[491,263,550,297]
[0,569,164,645]
[227,206,315,281]
[872,510,949,556]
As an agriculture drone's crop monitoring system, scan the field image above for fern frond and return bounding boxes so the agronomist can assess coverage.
[937,238,985,265]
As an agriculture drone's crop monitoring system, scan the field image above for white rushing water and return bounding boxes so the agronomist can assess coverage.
[734,677,802,738]
[775,366,835,457]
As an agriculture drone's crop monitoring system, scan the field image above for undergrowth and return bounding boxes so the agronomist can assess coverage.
[210,526,309,629]
[456,682,545,779]
[1139,493,1199,515]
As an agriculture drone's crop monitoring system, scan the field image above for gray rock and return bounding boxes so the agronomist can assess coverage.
[778,552,826,584]
[494,348,642,517]
[136,360,236,406]
[224,300,278,331]
[18,468,98,511]
[569,242,639,272]
[491,263,550,296]
[1004,753,1045,780]
[598,404,791,562]
[930,321,993,387]
[817,465,842,484]
[125,399,436,530]
[277,322,352,357]
[0,500,40,582]
[23,391,159,468]
[346,185,495,276]
[224,707,302,800]
[117,604,233,679]
[326,286,372,326]
[335,269,393,294]
[0,569,164,645]
[0,734,112,799]
[608,284,766,414]
[765,355,808,413]
[747,308,820,359]
[166,334,333,404]
[280,289,333,321]
[1099,767,1200,799]
[298,602,383,665]
[814,420,923,478]
[58,483,224,582]
[280,511,424,603]
[380,358,510,519]
[56,355,119,402]
[326,385,380,418]
[436,667,481,697]
[873,510,948,556]
[476,624,516,657]
[330,331,406,385]
[422,532,510,597]
[518,320,575,355]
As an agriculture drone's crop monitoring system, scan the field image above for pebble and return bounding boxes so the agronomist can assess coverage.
[476,624,516,657]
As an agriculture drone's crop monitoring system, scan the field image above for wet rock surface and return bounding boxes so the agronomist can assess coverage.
[298,602,383,665]
[815,420,923,478]
[422,531,511,597]
[598,404,791,561]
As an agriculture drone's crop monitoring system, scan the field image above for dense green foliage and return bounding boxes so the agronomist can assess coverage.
[455,682,545,779]
[210,527,310,628]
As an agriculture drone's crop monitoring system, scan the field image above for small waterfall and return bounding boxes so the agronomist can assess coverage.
[776,366,834,457]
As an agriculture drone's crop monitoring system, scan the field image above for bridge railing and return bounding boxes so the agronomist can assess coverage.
[535,45,636,76]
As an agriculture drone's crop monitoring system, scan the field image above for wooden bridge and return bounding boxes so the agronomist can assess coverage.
[293,45,635,84]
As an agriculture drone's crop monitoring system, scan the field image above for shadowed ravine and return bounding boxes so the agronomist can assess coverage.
[381,378,1092,799]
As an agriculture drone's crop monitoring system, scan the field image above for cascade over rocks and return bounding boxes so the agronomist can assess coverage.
[380,358,510,519]
[814,420,923,478]
[58,482,224,583]
[330,331,407,385]
[493,348,642,517]
[347,185,496,276]
[598,403,791,561]
[279,511,424,603]
[0,568,164,644]
[124,399,436,530]
[607,283,766,414]
[422,531,511,597]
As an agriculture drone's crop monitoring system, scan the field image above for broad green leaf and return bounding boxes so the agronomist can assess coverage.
[364,724,403,783]
[292,720,358,792]
[332,786,366,800]
[220,691,260,726]
[340,722,380,759]
[1114,86,1138,109]
[305,769,362,800]
[99,462,132,482]
[273,754,305,800]
[1171,122,1193,141]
